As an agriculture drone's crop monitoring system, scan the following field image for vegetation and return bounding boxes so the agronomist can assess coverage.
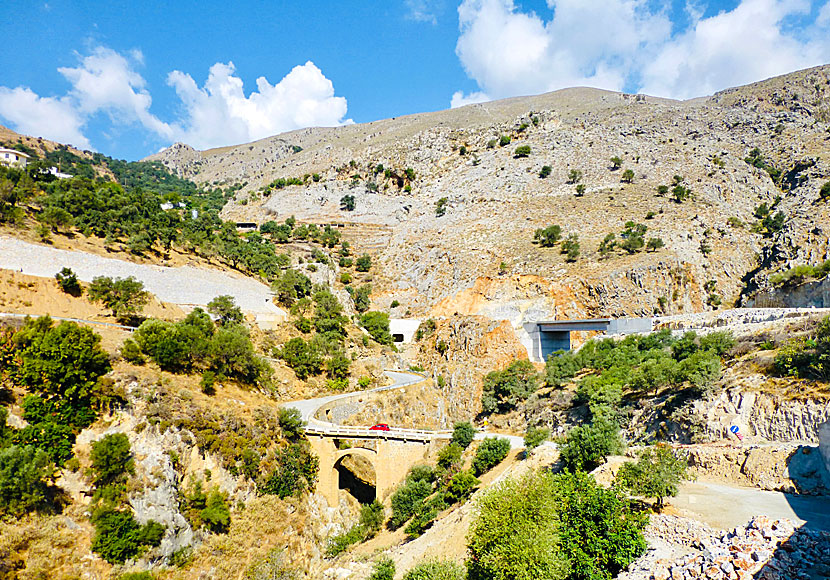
[539,165,552,178]
[325,500,385,557]
[774,316,830,380]
[559,419,624,472]
[91,433,134,488]
[471,437,511,476]
[55,267,82,296]
[621,169,634,183]
[499,135,511,147]
[361,311,393,345]
[610,156,622,170]
[90,508,164,564]
[615,444,692,510]
[404,559,466,580]
[88,276,149,322]
[514,145,531,158]
[820,180,830,200]
[340,194,356,211]
[524,425,550,450]
[567,169,582,184]
[744,147,781,182]
[481,359,539,414]
[451,421,476,449]
[769,261,830,287]
[356,254,372,272]
[207,295,244,326]
[368,557,396,580]
[534,224,562,247]
[436,197,449,216]
[0,445,57,517]
[561,233,580,262]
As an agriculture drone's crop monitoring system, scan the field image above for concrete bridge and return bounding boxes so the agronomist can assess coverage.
[282,371,453,506]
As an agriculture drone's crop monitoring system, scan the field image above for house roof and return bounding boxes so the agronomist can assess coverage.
[0,147,31,158]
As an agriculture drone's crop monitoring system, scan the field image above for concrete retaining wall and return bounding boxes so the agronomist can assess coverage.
[820,421,830,478]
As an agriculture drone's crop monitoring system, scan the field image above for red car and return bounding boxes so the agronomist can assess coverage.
[369,423,391,431]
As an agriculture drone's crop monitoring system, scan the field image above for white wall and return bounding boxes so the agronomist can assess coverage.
[389,319,422,343]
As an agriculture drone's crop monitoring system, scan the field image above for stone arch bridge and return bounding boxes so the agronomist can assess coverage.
[283,371,452,506]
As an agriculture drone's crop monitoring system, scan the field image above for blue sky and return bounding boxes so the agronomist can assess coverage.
[1,0,829,160]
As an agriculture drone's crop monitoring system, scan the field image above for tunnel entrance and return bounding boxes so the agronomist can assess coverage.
[335,453,376,504]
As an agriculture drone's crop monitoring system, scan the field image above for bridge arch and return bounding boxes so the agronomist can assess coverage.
[333,448,378,503]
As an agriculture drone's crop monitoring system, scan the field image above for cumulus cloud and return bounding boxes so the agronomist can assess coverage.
[450,89,491,108]
[167,61,350,149]
[0,47,349,152]
[0,87,89,148]
[453,0,830,104]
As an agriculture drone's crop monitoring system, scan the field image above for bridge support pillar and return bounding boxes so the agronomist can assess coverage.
[375,438,433,501]
[307,436,340,507]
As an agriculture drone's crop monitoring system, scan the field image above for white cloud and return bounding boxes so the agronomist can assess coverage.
[450,89,491,107]
[406,0,440,23]
[0,47,349,152]
[452,0,830,103]
[0,87,90,148]
[58,47,173,138]
[167,60,350,149]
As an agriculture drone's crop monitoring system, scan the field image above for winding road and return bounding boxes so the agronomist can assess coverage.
[282,370,528,448]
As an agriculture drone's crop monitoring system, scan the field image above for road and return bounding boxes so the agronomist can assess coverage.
[673,481,830,532]
[282,370,531,448]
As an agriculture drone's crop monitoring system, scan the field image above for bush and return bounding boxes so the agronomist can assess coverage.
[325,524,367,557]
[514,145,531,158]
[481,360,539,414]
[445,470,480,504]
[91,433,134,488]
[360,500,385,536]
[559,419,624,472]
[451,421,476,449]
[524,425,550,450]
[260,442,319,499]
[621,169,634,183]
[437,442,464,471]
[435,196,449,217]
[355,254,372,272]
[534,224,562,247]
[369,557,396,580]
[278,408,306,440]
[55,267,82,296]
[561,234,580,262]
[353,284,371,313]
[646,238,664,252]
[360,311,393,345]
[698,331,735,356]
[278,337,323,379]
[201,487,231,533]
[121,338,145,364]
[499,135,511,146]
[91,508,164,564]
[0,445,56,516]
[820,180,830,200]
[466,470,566,580]
[272,269,312,307]
[390,469,434,528]
[610,156,622,169]
[539,165,552,178]
[404,559,466,580]
[340,194,356,211]
[615,444,692,510]
[472,437,510,476]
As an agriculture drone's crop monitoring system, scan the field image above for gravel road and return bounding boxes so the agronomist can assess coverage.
[0,236,285,317]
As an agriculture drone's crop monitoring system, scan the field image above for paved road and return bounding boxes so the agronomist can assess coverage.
[0,236,285,318]
[674,481,830,532]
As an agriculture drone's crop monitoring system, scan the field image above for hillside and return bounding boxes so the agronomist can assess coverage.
[146,65,830,329]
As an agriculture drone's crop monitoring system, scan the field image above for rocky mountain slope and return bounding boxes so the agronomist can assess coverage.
[147,66,830,329]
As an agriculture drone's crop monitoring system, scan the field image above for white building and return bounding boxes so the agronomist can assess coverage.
[0,148,30,168]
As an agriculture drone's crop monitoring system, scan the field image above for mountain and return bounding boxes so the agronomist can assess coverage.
[145,66,830,333]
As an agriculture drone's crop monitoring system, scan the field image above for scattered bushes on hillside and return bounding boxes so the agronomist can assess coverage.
[774,316,830,380]
[769,261,830,287]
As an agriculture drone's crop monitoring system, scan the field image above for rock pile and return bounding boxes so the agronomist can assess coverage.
[622,515,830,580]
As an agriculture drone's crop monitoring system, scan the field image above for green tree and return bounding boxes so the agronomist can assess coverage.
[209,324,266,384]
[0,445,56,517]
[39,206,74,233]
[539,165,552,178]
[207,295,243,326]
[55,267,82,296]
[404,559,466,580]
[561,234,580,262]
[598,233,616,258]
[615,444,692,510]
[437,442,464,471]
[201,487,231,533]
[466,470,567,580]
[481,360,539,414]
[90,509,164,564]
[278,337,323,379]
[568,169,582,184]
[355,254,372,272]
[514,145,531,158]
[646,237,664,252]
[326,350,351,380]
[14,317,111,408]
[534,225,562,247]
[445,470,480,504]
[552,470,647,580]
[91,433,134,488]
[87,276,149,321]
[610,156,622,170]
[820,181,830,200]
[559,419,624,472]
[261,442,319,498]
[621,169,634,183]
[451,421,476,449]
[340,194,356,211]
[273,269,312,307]
[353,284,372,313]
[472,437,511,476]
[361,311,393,345]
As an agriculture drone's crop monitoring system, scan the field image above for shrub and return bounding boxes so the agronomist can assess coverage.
[207,295,244,326]
[621,169,634,183]
[568,169,582,184]
[821,180,830,200]
[435,197,448,217]
[91,508,164,564]
[278,408,306,440]
[353,284,371,313]
[524,425,550,450]
[561,234,580,262]
[360,311,393,345]
[404,559,466,580]
[88,275,149,321]
[272,269,312,306]
[55,267,82,296]
[0,445,56,516]
[499,135,511,146]
[646,238,664,252]
[340,194,356,211]
[575,184,586,196]
[260,443,319,498]
[534,225,562,247]
[355,254,372,272]
[615,444,692,510]
[390,299,400,308]
[514,145,531,158]
[472,437,510,476]
[610,156,622,170]
[121,338,145,364]
[360,500,385,536]
[91,433,134,488]
[369,557,396,580]
[325,524,367,557]
[201,487,231,533]
[539,165,552,178]
[445,470,480,503]
[437,442,464,471]
[481,360,539,414]
[451,421,476,449]
[598,233,616,258]
[390,477,433,529]
[698,331,735,356]
[466,470,566,580]
[559,419,624,472]
[200,370,216,394]
[278,337,323,379]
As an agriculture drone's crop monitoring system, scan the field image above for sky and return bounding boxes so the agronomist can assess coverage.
[1,0,829,160]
